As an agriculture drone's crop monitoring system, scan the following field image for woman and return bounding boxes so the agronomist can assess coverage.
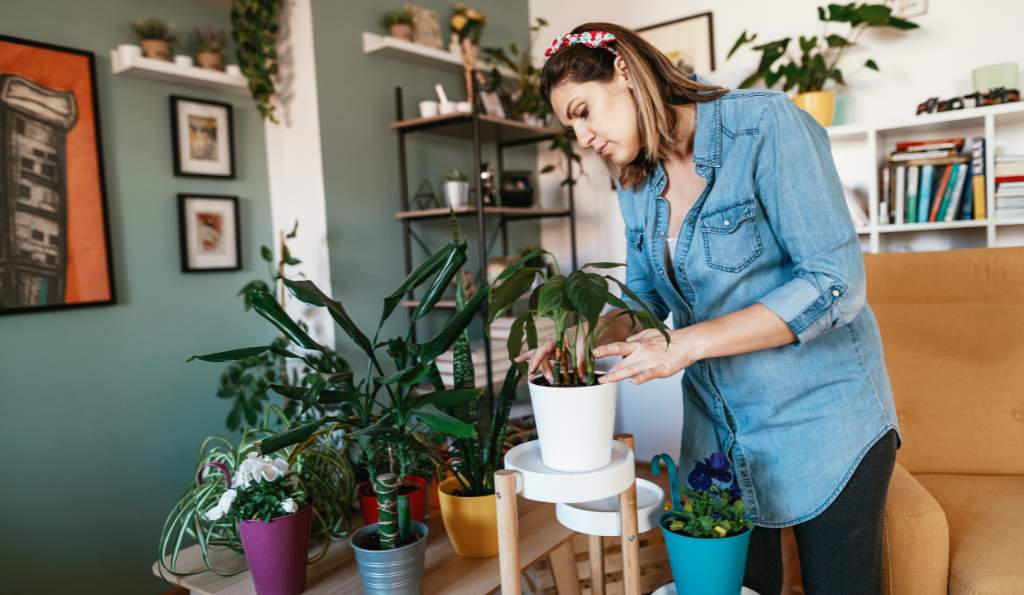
[516,23,899,594]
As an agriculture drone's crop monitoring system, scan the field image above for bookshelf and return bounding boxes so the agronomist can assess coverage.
[827,100,1024,253]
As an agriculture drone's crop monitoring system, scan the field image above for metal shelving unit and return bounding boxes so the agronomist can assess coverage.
[392,85,578,394]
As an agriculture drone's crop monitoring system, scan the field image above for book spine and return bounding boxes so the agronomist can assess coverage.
[936,164,960,221]
[895,165,906,224]
[906,165,919,223]
[918,164,934,223]
[929,165,952,222]
[945,163,969,221]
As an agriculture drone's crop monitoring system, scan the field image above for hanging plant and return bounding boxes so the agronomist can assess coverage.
[231,0,283,122]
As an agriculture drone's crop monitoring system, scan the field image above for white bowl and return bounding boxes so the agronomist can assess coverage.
[174,54,193,67]
[418,100,439,118]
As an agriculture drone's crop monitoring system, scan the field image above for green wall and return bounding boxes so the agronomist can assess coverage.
[0,1,272,593]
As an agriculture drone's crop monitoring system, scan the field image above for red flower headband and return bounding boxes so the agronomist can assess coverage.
[544,31,618,58]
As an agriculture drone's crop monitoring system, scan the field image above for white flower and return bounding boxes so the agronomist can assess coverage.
[236,452,291,487]
[281,497,298,514]
[204,488,236,521]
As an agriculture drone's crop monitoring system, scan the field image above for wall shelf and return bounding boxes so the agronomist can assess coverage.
[396,206,571,221]
[362,31,514,77]
[110,49,249,95]
[392,112,561,145]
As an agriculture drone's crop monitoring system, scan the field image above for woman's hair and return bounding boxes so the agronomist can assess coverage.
[540,22,728,189]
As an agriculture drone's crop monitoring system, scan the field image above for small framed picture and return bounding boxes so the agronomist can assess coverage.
[177,194,241,272]
[170,95,235,178]
[479,90,506,118]
[499,170,535,207]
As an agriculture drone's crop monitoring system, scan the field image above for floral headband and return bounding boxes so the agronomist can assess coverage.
[544,31,617,58]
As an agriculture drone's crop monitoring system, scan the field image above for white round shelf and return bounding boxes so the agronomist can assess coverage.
[555,478,664,536]
[651,583,760,595]
[503,440,635,503]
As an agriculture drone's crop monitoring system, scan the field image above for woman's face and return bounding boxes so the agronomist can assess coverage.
[549,60,641,167]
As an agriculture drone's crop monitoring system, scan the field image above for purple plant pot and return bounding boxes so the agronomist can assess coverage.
[237,505,312,595]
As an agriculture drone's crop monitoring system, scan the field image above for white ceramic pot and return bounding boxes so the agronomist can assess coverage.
[443,180,470,208]
[439,101,457,115]
[174,54,194,68]
[117,43,142,62]
[528,377,617,472]
[225,64,242,77]
[418,100,439,118]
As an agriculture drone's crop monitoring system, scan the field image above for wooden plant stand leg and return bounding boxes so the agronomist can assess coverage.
[495,469,521,595]
[588,534,605,595]
[616,434,641,595]
[549,539,581,595]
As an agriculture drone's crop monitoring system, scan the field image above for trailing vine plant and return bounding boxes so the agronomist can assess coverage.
[231,0,282,122]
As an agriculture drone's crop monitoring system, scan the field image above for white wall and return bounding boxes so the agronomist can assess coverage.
[528,0,1023,460]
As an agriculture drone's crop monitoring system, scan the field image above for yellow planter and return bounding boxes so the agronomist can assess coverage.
[438,476,498,558]
[791,91,835,128]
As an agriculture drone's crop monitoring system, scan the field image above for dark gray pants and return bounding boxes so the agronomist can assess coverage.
[743,430,898,595]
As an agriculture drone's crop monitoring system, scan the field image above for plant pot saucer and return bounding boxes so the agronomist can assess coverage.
[555,479,664,536]
[651,584,760,595]
[503,440,634,504]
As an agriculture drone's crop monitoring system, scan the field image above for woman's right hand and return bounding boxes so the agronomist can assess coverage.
[512,323,588,384]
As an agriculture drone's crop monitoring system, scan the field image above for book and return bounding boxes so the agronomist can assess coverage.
[995,175,1024,184]
[996,188,1024,198]
[995,162,1024,176]
[891,149,957,161]
[918,164,934,223]
[879,166,890,223]
[895,137,964,152]
[961,161,974,220]
[843,185,869,227]
[935,164,960,221]
[894,165,906,224]
[944,163,969,221]
[928,165,953,222]
[970,137,987,219]
[996,196,1024,208]
[906,165,919,223]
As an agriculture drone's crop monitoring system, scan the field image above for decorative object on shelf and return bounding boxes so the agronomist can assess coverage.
[727,3,919,127]
[418,99,439,117]
[450,4,486,102]
[407,3,443,49]
[412,178,442,209]
[130,17,176,61]
[972,62,1019,93]
[442,167,470,208]
[635,11,716,77]
[194,27,228,71]
[499,170,535,207]
[177,193,241,272]
[171,95,236,178]
[0,34,115,315]
[916,87,1020,116]
[231,0,282,122]
[478,89,505,117]
[479,162,496,205]
[380,8,414,42]
[652,452,754,595]
[433,82,457,114]
[174,54,194,67]
[488,252,669,471]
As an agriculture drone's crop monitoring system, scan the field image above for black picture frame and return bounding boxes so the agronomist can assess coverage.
[0,33,116,316]
[636,11,716,73]
[177,193,241,272]
[500,170,535,207]
[170,95,236,179]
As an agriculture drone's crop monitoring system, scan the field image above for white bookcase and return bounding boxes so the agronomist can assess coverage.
[827,101,1024,253]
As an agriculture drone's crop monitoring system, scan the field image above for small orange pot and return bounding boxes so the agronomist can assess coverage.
[140,39,171,61]
[196,50,224,71]
[438,476,498,558]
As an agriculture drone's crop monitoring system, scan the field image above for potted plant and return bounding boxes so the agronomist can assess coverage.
[487,253,669,472]
[652,452,754,595]
[231,0,283,122]
[441,168,470,208]
[727,2,918,126]
[381,8,414,41]
[195,27,228,71]
[190,237,496,593]
[157,406,355,591]
[131,18,176,61]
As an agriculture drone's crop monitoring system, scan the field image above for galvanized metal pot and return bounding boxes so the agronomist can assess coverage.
[349,521,428,594]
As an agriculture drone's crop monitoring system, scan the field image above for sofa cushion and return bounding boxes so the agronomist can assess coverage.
[882,463,949,595]
[916,474,1024,595]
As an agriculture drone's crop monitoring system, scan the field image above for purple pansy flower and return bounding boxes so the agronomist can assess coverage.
[687,452,733,491]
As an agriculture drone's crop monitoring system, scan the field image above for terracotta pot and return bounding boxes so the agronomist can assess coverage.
[791,90,835,128]
[438,476,498,558]
[197,51,224,71]
[389,23,413,41]
[358,475,427,524]
[140,39,171,61]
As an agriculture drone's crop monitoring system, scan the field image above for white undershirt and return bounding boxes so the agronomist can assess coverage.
[665,236,679,267]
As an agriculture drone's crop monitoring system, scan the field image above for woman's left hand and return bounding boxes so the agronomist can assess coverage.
[592,328,699,385]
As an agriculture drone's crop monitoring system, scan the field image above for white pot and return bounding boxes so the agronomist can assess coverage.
[528,377,617,472]
[443,180,470,208]
[418,100,439,118]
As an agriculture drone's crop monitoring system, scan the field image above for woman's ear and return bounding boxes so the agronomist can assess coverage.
[614,56,632,88]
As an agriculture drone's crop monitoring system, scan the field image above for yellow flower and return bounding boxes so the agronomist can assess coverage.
[451,14,467,30]
[714,525,727,537]
[466,8,482,20]
[683,502,693,513]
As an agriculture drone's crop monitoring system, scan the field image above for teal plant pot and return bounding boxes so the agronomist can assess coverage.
[660,512,752,595]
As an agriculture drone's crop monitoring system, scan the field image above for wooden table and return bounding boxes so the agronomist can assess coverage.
[153,496,580,595]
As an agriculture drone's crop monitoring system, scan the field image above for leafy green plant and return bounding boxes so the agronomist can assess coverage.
[653,452,753,539]
[441,167,468,182]
[380,8,412,29]
[156,405,354,578]
[231,0,282,122]
[131,18,176,42]
[487,251,669,387]
[195,27,228,54]
[727,3,918,94]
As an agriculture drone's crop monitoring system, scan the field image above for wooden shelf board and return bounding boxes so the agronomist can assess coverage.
[391,111,561,144]
[110,50,249,95]
[396,206,571,221]
[877,219,989,233]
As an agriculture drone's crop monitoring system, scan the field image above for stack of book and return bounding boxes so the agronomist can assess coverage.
[994,152,1024,219]
[879,136,986,224]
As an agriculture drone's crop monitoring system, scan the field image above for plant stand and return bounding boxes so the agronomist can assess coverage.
[495,434,644,595]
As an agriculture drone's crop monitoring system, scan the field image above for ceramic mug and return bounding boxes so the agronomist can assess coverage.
[225,64,242,77]
[117,43,142,62]
[455,101,472,113]
[439,101,457,115]
[419,100,439,118]
[174,55,194,68]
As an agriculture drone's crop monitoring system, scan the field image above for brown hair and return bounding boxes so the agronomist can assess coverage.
[540,22,728,189]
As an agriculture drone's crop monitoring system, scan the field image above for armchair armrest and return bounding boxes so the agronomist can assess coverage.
[882,462,950,595]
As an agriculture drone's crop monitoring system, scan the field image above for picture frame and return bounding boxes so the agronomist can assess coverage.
[0,34,116,315]
[636,12,716,76]
[499,170,535,207]
[170,95,235,179]
[479,90,506,119]
[177,193,241,272]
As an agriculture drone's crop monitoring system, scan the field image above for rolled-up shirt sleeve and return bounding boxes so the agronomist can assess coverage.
[754,95,866,346]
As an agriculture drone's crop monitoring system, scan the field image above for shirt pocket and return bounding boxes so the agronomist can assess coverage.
[700,197,765,273]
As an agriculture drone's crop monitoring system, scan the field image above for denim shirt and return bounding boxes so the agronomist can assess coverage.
[616,80,899,527]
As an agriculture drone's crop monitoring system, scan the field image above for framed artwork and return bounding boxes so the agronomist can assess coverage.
[170,95,235,178]
[0,34,115,315]
[177,193,241,272]
[636,12,716,76]
[479,90,506,118]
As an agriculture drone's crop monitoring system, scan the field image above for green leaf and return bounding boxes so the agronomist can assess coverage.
[260,245,273,262]
[536,276,567,316]
[505,310,531,360]
[248,288,323,351]
[864,58,879,71]
[488,267,540,323]
[187,344,299,363]
[582,262,625,269]
[286,220,299,238]
[825,34,849,48]
[412,242,468,321]
[726,30,757,59]
[799,35,818,53]
[409,388,482,410]
[418,283,489,361]
[856,4,891,26]
[282,279,374,358]
[379,362,432,386]
[269,384,358,406]
[565,271,607,330]
[886,16,919,30]
[540,164,555,173]
[495,248,549,283]
[258,417,337,454]
[413,404,477,438]
[382,242,460,325]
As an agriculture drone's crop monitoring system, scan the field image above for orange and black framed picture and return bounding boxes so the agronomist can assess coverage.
[177,193,241,272]
[0,34,115,315]
[170,95,235,178]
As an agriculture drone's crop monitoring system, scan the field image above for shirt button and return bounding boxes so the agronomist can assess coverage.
[723,220,731,226]
[831,289,840,297]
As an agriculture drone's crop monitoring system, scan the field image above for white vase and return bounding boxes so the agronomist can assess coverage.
[528,377,617,472]
[443,180,470,208]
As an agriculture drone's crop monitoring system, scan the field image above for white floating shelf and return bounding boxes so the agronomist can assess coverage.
[556,479,664,536]
[878,219,990,233]
[110,49,249,96]
[362,31,515,77]
[827,123,868,141]
[504,440,635,504]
